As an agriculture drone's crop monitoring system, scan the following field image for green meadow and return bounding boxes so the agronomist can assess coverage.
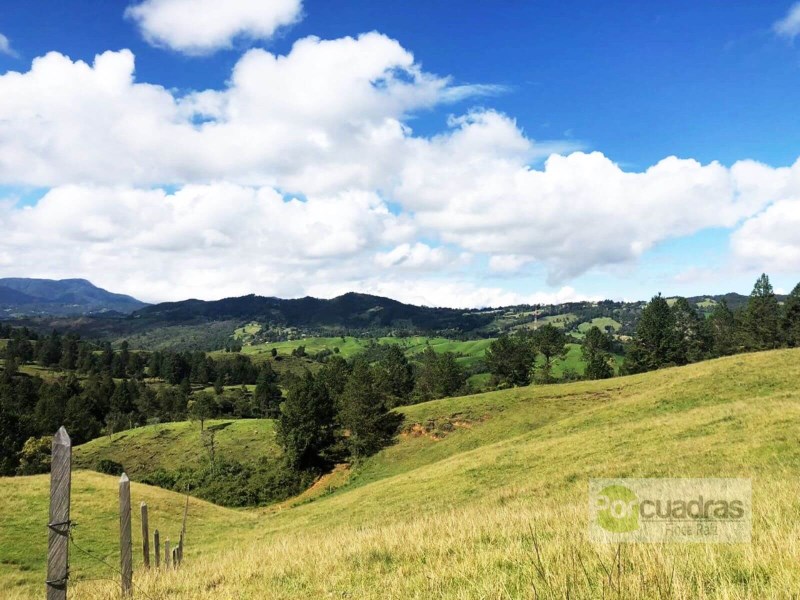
[2,349,800,598]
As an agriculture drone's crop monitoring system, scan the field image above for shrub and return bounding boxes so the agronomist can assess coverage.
[96,458,124,476]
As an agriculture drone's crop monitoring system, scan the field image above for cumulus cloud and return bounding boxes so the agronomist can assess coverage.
[731,197,800,272]
[0,34,17,58]
[0,37,492,192]
[1,36,799,305]
[774,2,800,39]
[398,117,800,282]
[0,184,412,302]
[304,280,595,310]
[125,0,303,54]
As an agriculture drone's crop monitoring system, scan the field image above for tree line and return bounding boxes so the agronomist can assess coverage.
[483,274,800,386]
[623,274,800,373]
[0,328,273,475]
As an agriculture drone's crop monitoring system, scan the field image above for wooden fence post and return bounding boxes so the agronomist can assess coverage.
[119,474,132,596]
[165,539,171,569]
[140,502,150,568]
[177,531,184,565]
[46,427,71,600]
[154,529,160,568]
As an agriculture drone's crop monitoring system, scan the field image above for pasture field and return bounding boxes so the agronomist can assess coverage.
[576,316,622,333]
[73,419,278,479]
[3,349,799,598]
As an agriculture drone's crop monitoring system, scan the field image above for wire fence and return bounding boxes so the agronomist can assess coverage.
[45,427,188,599]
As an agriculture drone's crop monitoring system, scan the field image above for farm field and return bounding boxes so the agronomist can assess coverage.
[234,334,620,379]
[2,349,800,598]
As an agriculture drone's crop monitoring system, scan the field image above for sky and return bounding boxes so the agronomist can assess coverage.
[0,0,799,307]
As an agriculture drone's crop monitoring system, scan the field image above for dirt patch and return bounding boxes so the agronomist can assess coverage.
[401,413,490,441]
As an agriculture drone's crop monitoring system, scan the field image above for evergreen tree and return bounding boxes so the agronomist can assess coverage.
[317,355,351,401]
[581,326,614,380]
[670,297,708,364]
[276,371,336,470]
[374,345,414,407]
[531,324,568,382]
[707,300,737,357]
[782,282,800,347]
[485,332,536,386]
[741,273,781,350]
[64,394,103,444]
[414,347,466,401]
[254,363,282,417]
[623,294,678,374]
[339,361,397,459]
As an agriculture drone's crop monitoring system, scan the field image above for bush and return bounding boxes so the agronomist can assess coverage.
[139,460,312,508]
[96,458,124,476]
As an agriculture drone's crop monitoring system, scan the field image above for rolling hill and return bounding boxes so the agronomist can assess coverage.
[73,419,278,479]
[2,348,800,598]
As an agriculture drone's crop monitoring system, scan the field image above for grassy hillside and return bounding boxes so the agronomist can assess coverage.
[0,471,255,596]
[3,349,800,598]
[239,335,493,367]
[73,419,278,479]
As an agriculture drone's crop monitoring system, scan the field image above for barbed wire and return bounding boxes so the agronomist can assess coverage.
[65,521,162,600]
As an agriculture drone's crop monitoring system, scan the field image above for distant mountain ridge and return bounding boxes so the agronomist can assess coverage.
[133,291,494,332]
[0,278,148,317]
[2,277,787,351]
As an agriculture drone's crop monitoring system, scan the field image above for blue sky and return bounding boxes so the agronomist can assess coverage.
[0,1,799,305]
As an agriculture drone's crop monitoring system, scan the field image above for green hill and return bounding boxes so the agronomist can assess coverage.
[73,419,278,479]
[3,349,800,598]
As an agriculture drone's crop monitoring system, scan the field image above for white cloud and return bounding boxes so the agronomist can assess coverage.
[125,0,303,54]
[0,34,17,58]
[774,3,800,39]
[489,255,531,273]
[0,184,411,302]
[397,116,800,282]
[1,37,799,305]
[374,243,452,271]
[731,197,800,272]
[305,279,595,309]
[0,37,493,193]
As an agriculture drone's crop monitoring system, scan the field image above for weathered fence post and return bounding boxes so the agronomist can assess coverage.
[164,539,171,569]
[180,493,189,564]
[154,529,160,568]
[119,474,132,596]
[46,427,71,600]
[140,502,150,568]
[172,548,178,568]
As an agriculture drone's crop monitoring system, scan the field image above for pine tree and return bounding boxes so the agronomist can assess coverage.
[374,345,414,407]
[413,348,467,401]
[782,282,800,347]
[670,297,708,364]
[623,294,678,374]
[277,371,336,470]
[582,326,614,380]
[339,361,397,459]
[485,332,536,386]
[532,323,568,382]
[742,273,781,350]
[707,300,737,357]
[254,363,282,417]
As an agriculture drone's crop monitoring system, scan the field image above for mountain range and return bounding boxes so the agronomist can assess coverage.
[0,278,148,318]
[0,277,776,350]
